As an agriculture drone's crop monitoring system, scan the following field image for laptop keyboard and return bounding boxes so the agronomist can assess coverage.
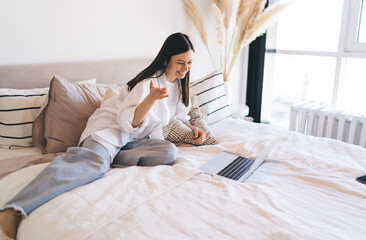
[217,156,254,180]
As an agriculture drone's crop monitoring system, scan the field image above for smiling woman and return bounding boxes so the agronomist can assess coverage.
[0,51,366,240]
[165,51,194,83]
[0,32,211,239]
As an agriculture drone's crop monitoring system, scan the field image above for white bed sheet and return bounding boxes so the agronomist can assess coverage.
[0,147,42,161]
[1,118,365,240]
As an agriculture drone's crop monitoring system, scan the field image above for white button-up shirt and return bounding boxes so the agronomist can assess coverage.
[79,72,190,158]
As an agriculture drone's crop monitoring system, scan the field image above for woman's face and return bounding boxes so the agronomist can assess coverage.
[165,50,194,83]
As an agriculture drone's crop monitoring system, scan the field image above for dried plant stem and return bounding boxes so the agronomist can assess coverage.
[226,46,242,79]
[224,26,237,81]
[206,46,216,69]
[183,0,216,69]
[224,29,229,81]
[212,3,224,68]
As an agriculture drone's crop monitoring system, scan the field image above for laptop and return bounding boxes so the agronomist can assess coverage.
[199,136,279,182]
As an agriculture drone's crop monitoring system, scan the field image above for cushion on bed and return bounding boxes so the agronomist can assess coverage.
[0,87,49,149]
[162,95,218,145]
[190,71,232,124]
[0,79,96,150]
[33,76,122,153]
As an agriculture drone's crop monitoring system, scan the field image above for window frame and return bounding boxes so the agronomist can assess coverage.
[262,0,366,125]
[345,0,366,52]
[266,0,366,104]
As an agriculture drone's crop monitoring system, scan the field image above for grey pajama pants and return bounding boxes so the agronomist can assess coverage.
[2,136,177,216]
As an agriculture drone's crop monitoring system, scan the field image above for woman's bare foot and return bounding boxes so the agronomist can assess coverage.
[0,209,22,239]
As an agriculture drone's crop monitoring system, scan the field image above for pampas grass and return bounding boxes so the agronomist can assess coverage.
[245,1,292,45]
[183,0,292,82]
[183,0,208,46]
[213,0,236,81]
[182,0,216,68]
[212,3,225,68]
[227,0,292,78]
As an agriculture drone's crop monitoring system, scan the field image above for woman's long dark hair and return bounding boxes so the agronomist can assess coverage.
[127,32,194,107]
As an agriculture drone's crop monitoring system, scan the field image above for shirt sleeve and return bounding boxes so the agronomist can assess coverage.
[116,80,151,134]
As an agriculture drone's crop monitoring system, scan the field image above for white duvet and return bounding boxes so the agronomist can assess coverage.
[1,118,365,240]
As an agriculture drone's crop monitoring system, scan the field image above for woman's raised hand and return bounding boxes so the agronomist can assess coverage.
[131,80,169,127]
[148,80,169,100]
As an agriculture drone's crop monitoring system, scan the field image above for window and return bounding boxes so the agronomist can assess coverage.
[346,0,366,51]
[262,0,366,128]
[358,0,366,42]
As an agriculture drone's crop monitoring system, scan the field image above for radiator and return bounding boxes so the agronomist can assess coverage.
[289,102,366,148]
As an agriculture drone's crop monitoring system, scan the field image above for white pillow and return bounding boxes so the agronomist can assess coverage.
[190,71,232,124]
[0,87,49,149]
[0,78,96,149]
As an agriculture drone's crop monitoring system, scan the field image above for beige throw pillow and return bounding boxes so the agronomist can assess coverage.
[162,95,218,145]
[33,75,123,153]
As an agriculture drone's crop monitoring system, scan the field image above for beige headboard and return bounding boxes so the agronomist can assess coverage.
[0,58,153,89]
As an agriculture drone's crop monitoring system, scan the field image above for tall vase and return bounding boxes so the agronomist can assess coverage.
[224,81,250,119]
[223,81,231,105]
[223,81,234,118]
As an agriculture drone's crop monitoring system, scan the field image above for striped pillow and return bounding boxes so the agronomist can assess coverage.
[162,95,218,145]
[0,79,96,149]
[190,71,232,124]
[0,87,49,149]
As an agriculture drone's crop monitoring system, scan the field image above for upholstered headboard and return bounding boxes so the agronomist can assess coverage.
[0,58,153,89]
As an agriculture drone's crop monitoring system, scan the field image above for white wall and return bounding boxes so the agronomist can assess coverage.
[0,0,247,104]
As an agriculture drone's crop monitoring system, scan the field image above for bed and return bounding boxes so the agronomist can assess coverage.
[0,59,365,240]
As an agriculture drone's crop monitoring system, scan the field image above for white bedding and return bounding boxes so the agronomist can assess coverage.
[0,147,42,160]
[1,118,365,240]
